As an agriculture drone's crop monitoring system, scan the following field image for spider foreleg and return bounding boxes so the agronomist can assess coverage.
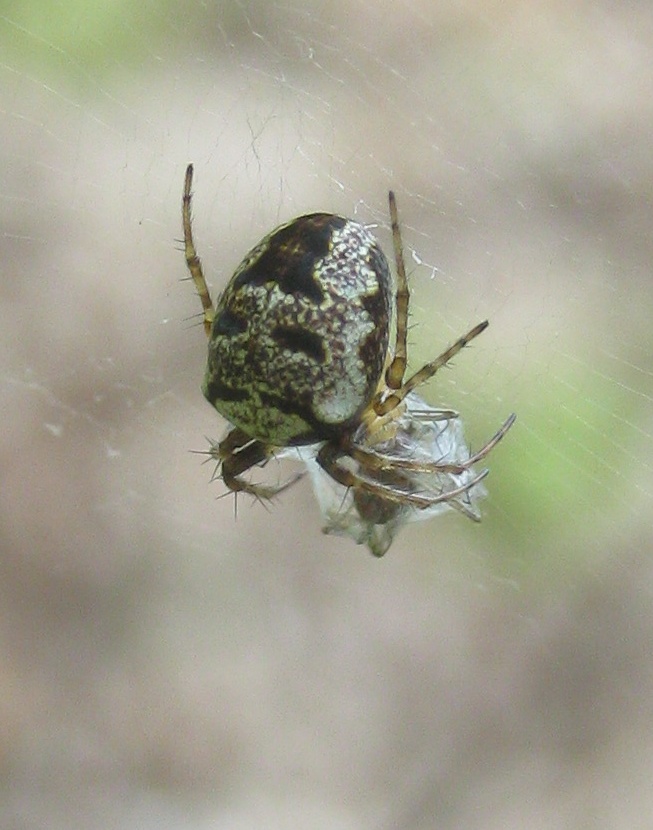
[375,319,489,416]
[385,190,409,391]
[348,443,468,476]
[316,441,489,511]
[351,412,516,475]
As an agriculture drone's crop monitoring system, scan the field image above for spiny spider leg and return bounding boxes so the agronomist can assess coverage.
[211,428,303,499]
[375,319,489,416]
[380,190,488,415]
[182,164,214,338]
[317,442,489,510]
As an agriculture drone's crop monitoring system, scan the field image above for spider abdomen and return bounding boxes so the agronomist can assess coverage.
[203,212,392,445]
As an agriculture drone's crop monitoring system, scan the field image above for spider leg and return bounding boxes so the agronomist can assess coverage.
[445,497,483,523]
[384,190,409,390]
[375,319,489,416]
[462,412,516,466]
[348,442,469,476]
[379,191,488,413]
[182,164,215,338]
[317,441,489,511]
[350,412,516,475]
[210,427,303,500]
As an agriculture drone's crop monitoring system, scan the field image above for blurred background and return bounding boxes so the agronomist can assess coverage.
[2,1,653,827]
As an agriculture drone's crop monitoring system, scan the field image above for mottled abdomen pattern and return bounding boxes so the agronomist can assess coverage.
[202,213,392,445]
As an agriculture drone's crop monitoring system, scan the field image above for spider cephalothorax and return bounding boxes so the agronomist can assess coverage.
[182,164,515,554]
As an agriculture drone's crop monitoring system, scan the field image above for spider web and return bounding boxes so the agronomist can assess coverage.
[3,2,653,828]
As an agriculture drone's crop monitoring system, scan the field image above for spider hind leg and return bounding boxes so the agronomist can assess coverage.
[209,427,303,500]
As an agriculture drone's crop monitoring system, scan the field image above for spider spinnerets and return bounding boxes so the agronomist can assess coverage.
[182,164,515,556]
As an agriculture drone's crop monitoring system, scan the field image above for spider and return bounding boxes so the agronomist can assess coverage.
[182,164,515,552]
